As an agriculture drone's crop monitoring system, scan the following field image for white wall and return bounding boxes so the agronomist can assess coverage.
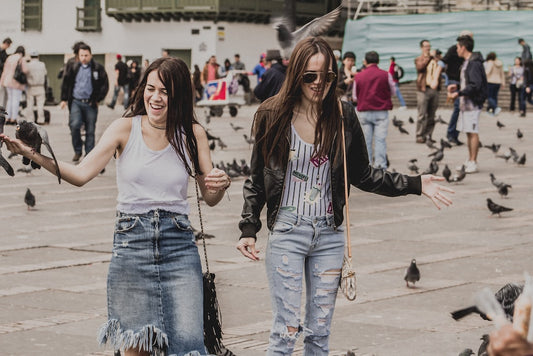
[0,0,279,71]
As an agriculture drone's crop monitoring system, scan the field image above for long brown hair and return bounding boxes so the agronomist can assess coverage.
[125,57,201,176]
[255,37,342,167]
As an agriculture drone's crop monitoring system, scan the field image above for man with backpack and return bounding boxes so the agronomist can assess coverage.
[447,35,487,174]
[388,56,406,110]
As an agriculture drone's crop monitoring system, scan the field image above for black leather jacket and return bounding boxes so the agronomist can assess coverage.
[61,59,109,109]
[239,98,422,239]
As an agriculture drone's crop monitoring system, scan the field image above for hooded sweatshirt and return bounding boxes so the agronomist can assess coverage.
[485,59,506,85]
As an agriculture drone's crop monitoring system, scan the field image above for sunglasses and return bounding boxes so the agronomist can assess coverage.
[302,71,337,84]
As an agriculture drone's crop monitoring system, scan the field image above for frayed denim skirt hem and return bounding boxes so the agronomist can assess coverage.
[99,210,206,356]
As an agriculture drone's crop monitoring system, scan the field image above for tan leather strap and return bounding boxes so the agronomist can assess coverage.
[340,105,351,258]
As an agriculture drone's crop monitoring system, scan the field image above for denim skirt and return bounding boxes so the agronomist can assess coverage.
[97,210,206,356]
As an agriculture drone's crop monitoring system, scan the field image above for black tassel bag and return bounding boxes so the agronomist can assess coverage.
[194,178,224,354]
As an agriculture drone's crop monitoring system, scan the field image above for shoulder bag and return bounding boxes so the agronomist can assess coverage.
[14,58,27,85]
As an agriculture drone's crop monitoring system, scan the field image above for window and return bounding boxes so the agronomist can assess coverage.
[21,0,42,31]
[76,0,102,32]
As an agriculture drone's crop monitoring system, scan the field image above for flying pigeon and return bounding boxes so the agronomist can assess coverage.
[15,121,61,184]
[451,283,523,321]
[404,259,420,288]
[275,5,342,59]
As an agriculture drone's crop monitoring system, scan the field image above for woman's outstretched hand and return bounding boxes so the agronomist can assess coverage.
[421,174,454,209]
[0,133,32,157]
[236,237,260,261]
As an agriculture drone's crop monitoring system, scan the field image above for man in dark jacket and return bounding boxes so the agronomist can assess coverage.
[448,35,487,174]
[442,30,473,146]
[60,43,109,162]
[253,50,287,102]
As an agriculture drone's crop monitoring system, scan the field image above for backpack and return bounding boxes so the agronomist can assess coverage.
[394,64,404,81]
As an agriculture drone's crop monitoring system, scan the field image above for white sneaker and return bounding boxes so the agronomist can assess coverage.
[399,106,407,111]
[464,161,478,173]
[494,107,502,116]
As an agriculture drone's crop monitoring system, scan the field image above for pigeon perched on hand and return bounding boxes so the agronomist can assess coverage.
[24,188,36,210]
[487,198,513,217]
[275,5,342,59]
[15,121,61,184]
[404,259,420,288]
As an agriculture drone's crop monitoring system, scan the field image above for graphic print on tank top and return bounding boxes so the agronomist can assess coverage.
[280,124,332,216]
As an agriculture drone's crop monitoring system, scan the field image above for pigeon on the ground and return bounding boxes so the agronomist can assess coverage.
[24,188,35,210]
[426,138,438,150]
[436,115,448,125]
[17,167,33,174]
[451,165,466,183]
[0,144,14,176]
[408,116,414,124]
[517,128,523,139]
[243,134,255,146]
[15,121,61,184]
[517,153,526,166]
[209,140,216,151]
[404,259,420,288]
[496,120,505,129]
[484,143,501,154]
[487,198,513,216]
[217,138,227,150]
[489,173,504,189]
[422,160,439,174]
[398,125,409,135]
[229,122,243,132]
[458,349,474,356]
[440,138,452,149]
[498,184,512,198]
[442,164,451,182]
[407,160,419,174]
[509,147,520,162]
[451,283,523,321]
[495,150,512,162]
[428,148,444,162]
[392,116,404,127]
[192,227,215,241]
[478,334,489,356]
[275,5,342,59]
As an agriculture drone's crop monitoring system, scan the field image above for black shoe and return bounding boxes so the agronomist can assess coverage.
[448,137,464,146]
[72,153,82,162]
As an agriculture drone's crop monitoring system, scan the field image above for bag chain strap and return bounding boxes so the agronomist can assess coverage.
[194,175,210,275]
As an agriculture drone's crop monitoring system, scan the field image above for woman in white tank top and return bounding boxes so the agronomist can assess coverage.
[1,57,231,356]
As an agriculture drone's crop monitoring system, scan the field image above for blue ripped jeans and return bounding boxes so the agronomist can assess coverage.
[265,211,344,356]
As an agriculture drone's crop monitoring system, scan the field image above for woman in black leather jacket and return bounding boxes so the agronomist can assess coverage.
[236,37,453,356]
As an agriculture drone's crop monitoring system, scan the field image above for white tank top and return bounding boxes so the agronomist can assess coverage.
[116,116,190,214]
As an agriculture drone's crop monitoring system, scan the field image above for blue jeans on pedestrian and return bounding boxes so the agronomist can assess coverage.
[358,110,389,169]
[265,211,344,356]
[69,99,97,155]
[98,210,206,356]
[447,80,460,141]
[487,83,501,112]
[395,82,406,107]
[109,84,130,109]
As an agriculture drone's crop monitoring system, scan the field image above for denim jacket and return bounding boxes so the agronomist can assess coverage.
[239,98,422,239]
